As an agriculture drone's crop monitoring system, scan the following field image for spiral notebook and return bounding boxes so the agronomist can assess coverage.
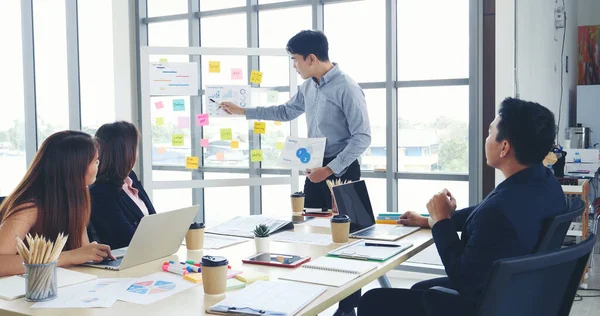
[278,257,378,287]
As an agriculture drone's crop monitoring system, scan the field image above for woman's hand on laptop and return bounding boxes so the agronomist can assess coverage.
[61,242,116,265]
[397,211,429,228]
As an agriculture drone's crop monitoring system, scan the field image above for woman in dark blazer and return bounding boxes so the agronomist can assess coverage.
[88,121,156,249]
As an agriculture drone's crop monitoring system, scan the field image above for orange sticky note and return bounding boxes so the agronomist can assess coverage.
[253,122,266,134]
[209,61,221,73]
[157,147,166,154]
[216,152,225,161]
[231,141,239,149]
[250,70,263,84]
[186,156,199,169]
[274,121,282,126]
[275,142,284,150]
[251,149,263,162]
[201,138,209,148]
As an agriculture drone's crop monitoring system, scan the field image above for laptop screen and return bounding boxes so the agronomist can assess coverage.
[332,180,376,233]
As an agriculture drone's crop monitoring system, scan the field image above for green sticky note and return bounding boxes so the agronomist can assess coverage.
[172,134,184,146]
[251,149,263,162]
[220,128,232,140]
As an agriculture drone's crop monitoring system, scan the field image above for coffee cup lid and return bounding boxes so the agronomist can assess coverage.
[189,222,205,229]
[331,214,351,223]
[291,191,305,197]
[202,255,228,267]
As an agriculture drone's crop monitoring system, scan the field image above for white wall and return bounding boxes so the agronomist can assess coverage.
[578,0,600,26]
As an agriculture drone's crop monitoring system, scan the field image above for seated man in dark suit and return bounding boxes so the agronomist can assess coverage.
[358,98,567,316]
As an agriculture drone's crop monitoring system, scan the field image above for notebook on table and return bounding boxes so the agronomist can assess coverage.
[327,239,413,261]
[206,215,294,238]
[0,268,97,300]
[207,280,326,316]
[278,256,378,287]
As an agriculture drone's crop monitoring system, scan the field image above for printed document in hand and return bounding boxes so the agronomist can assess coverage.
[207,280,326,316]
[31,278,132,308]
[277,137,326,170]
[206,215,293,238]
[205,85,251,116]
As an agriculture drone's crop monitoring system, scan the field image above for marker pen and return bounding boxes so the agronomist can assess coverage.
[162,264,188,276]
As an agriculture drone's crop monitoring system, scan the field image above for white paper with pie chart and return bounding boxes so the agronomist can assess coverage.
[277,136,326,170]
[204,85,251,116]
[118,272,196,305]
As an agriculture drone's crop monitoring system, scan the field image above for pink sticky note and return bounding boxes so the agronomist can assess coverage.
[201,139,209,148]
[178,116,190,129]
[154,101,164,109]
[231,68,243,80]
[196,114,209,126]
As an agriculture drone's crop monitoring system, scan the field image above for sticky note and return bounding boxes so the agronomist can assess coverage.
[220,128,232,140]
[186,156,199,169]
[254,122,266,134]
[172,134,184,146]
[250,70,263,84]
[274,121,282,126]
[267,91,279,103]
[216,152,225,161]
[251,149,263,162]
[209,61,221,73]
[159,58,168,63]
[155,101,164,109]
[155,117,164,126]
[173,99,185,111]
[183,273,203,284]
[231,141,239,149]
[157,147,166,154]
[276,142,284,150]
[231,68,243,80]
[196,113,209,126]
[201,138,209,148]
[178,116,190,129]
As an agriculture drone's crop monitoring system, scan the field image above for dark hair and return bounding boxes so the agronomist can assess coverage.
[496,97,555,166]
[95,121,140,187]
[286,30,329,61]
[0,131,97,250]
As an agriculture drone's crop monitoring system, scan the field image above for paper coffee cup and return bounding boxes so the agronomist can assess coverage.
[331,214,351,243]
[290,192,305,213]
[201,256,229,295]
[186,222,205,250]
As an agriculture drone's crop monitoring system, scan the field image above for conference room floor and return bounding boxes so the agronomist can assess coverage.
[320,238,600,316]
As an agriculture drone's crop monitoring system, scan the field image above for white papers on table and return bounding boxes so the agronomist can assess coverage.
[203,234,249,249]
[303,218,332,228]
[207,215,293,238]
[118,272,196,305]
[277,137,326,170]
[31,278,132,308]
[208,280,326,316]
[271,231,332,246]
[0,268,97,300]
[149,62,198,96]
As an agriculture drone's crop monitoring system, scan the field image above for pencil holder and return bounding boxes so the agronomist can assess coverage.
[24,261,58,302]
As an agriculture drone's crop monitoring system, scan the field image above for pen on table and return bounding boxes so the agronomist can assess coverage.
[364,242,401,248]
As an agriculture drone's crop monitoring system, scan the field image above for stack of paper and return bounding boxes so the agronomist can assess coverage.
[271,231,332,246]
[207,215,294,238]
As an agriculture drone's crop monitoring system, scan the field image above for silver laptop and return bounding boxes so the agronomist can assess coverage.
[83,205,199,271]
[333,180,420,241]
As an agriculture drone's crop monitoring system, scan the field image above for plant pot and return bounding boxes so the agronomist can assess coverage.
[254,236,270,253]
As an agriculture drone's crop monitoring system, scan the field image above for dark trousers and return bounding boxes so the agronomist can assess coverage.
[304,157,361,311]
[358,277,477,316]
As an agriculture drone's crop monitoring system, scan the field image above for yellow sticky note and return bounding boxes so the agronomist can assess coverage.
[186,156,199,169]
[220,128,232,140]
[274,121,282,126]
[251,149,263,162]
[155,117,164,126]
[231,141,239,149]
[159,58,168,63]
[253,122,266,134]
[250,70,263,84]
[172,134,184,146]
[216,152,225,161]
[157,147,166,154]
[276,142,284,150]
[209,61,221,73]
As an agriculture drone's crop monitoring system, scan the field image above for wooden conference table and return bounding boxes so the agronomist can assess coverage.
[0,222,433,316]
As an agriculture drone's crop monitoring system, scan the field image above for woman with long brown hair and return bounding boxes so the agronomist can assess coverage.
[89,121,156,250]
[0,131,115,277]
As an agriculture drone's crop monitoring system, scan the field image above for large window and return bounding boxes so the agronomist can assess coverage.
[147,0,188,17]
[33,0,69,145]
[79,0,116,134]
[0,1,26,196]
[204,173,250,226]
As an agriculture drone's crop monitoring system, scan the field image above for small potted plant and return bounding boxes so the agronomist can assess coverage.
[253,224,271,253]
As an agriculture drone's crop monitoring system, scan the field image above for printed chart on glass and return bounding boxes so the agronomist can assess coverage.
[149,62,199,96]
[278,136,326,169]
[204,85,251,116]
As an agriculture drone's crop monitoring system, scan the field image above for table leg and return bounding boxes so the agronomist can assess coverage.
[377,275,392,288]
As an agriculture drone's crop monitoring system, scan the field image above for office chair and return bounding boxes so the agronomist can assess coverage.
[424,234,597,316]
[0,196,5,205]
[534,198,585,253]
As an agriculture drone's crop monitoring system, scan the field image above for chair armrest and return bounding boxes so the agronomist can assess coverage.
[429,286,460,296]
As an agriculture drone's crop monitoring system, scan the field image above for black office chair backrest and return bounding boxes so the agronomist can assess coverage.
[0,196,5,205]
[477,233,596,316]
[533,198,584,253]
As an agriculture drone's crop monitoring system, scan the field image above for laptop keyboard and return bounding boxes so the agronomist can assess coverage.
[97,258,122,267]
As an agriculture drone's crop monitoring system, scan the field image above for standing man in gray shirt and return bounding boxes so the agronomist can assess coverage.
[220,30,370,316]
